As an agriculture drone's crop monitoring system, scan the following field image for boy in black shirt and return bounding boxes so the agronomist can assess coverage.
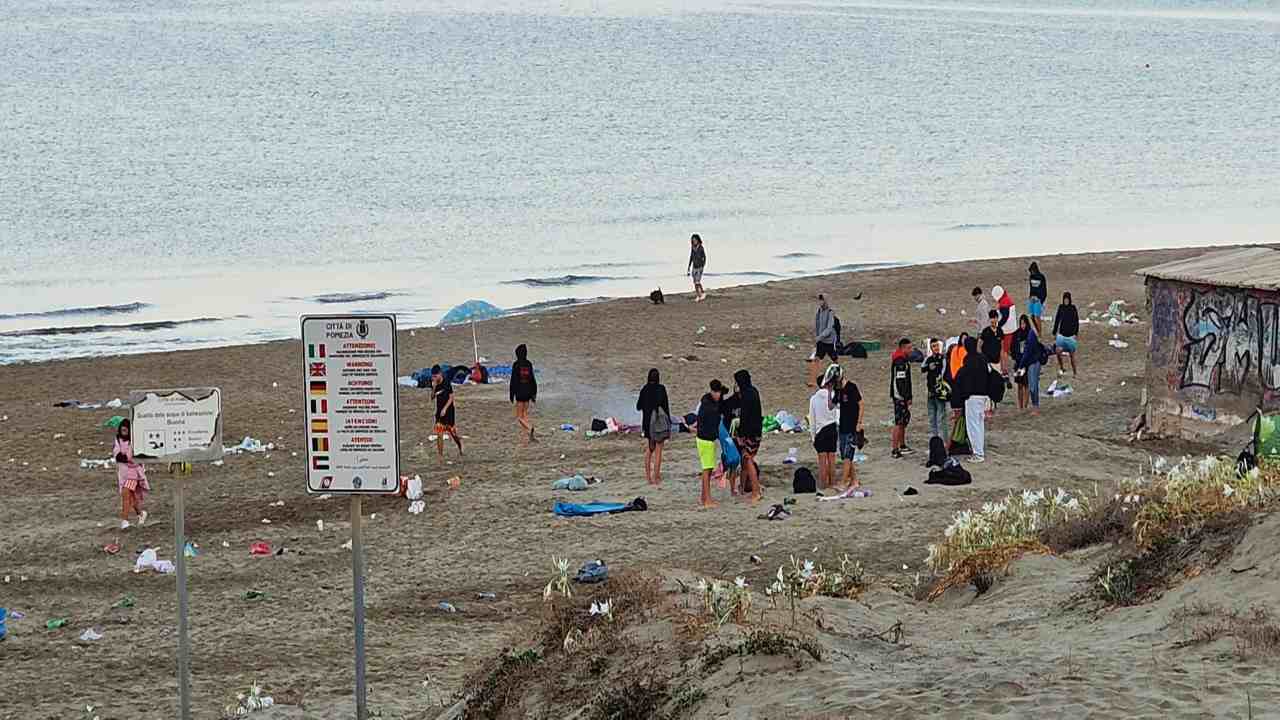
[432,365,463,459]
[831,372,864,489]
[979,311,1004,365]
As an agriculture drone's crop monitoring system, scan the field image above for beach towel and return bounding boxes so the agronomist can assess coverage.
[817,486,872,501]
[553,497,647,517]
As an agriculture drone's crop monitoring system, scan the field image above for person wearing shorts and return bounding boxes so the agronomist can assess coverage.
[731,369,764,503]
[695,380,726,508]
[1052,291,1080,376]
[832,373,864,489]
[810,368,840,488]
[431,366,463,459]
[688,234,707,302]
[1028,262,1048,335]
[811,294,839,386]
[890,338,917,458]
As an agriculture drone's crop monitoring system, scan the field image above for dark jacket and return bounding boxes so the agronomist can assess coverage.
[889,348,923,402]
[1053,304,1079,338]
[979,326,1003,364]
[636,382,670,438]
[689,245,706,270]
[696,393,722,442]
[922,353,946,400]
[1029,271,1048,303]
[955,340,990,401]
[509,344,537,402]
[1015,327,1042,370]
[732,370,763,438]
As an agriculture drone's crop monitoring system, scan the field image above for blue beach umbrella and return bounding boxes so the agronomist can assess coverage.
[439,300,505,326]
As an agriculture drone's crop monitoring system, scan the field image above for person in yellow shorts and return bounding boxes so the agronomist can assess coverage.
[694,379,726,508]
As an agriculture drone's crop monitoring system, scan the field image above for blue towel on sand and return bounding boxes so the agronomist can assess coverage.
[554,501,627,517]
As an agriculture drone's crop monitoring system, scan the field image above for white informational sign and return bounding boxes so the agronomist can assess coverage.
[129,388,224,463]
[301,315,400,494]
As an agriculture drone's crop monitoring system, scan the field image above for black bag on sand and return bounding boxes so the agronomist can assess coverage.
[926,436,948,468]
[793,467,817,494]
[927,460,973,486]
[987,369,1007,404]
[949,415,972,456]
[591,418,608,432]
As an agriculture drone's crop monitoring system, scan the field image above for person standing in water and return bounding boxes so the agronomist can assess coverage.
[113,419,149,529]
[695,380,727,508]
[431,365,464,459]
[687,233,707,302]
[510,344,538,444]
[1027,262,1048,335]
[636,368,671,486]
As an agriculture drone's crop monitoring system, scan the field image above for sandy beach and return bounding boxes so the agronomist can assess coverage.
[4,246,1279,719]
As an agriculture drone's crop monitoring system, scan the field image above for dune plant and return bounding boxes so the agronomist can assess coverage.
[698,577,752,627]
[766,555,868,625]
[543,557,573,602]
[926,488,1084,574]
[222,682,274,718]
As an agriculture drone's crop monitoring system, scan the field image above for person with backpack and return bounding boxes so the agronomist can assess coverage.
[810,293,839,387]
[1052,291,1080,376]
[1013,314,1044,413]
[687,234,707,302]
[636,368,671,486]
[731,369,764,504]
[510,344,538,444]
[922,338,949,440]
[954,336,989,462]
[1028,262,1048,335]
[695,380,727,508]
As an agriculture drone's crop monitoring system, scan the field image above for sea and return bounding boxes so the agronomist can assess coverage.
[2,0,1278,364]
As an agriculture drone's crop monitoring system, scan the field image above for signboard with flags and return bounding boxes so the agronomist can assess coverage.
[300,315,400,494]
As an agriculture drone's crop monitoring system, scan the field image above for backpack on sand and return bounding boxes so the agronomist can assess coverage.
[793,467,817,494]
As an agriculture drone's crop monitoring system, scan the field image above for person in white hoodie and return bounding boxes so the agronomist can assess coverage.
[809,364,842,489]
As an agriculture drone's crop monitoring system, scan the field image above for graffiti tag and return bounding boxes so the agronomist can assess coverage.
[1180,289,1280,394]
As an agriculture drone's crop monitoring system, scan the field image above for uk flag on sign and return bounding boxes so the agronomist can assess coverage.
[309,362,327,378]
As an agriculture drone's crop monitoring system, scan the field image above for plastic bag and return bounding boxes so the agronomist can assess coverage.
[406,475,423,501]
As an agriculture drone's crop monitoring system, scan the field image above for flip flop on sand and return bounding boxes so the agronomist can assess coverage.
[757,504,791,521]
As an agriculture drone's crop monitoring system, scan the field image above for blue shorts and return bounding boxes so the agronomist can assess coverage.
[1029,298,1044,317]
[1056,335,1078,353]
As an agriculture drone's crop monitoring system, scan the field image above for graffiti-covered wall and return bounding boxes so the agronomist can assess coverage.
[1146,277,1280,437]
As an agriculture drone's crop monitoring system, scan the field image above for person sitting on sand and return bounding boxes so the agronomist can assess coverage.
[810,365,841,488]
[113,419,149,529]
[687,234,707,302]
[636,368,671,486]
[1052,291,1080,376]
[830,365,864,490]
[695,380,727,508]
[510,344,538,444]
[1027,262,1048,335]
[431,365,463,459]
[810,293,839,387]
[731,369,764,504]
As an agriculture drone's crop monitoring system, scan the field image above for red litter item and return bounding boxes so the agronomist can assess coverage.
[249,542,272,556]
[397,475,409,497]
[102,543,120,555]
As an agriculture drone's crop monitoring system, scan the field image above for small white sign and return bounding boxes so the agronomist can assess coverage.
[129,388,223,463]
[301,315,400,494]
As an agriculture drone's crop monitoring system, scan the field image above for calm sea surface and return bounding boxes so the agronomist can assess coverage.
[2,0,1278,363]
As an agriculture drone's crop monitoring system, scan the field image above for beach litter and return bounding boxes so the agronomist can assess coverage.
[111,595,136,610]
[730,323,741,330]
[184,542,199,558]
[342,540,353,550]
[1046,380,1073,398]
[750,554,763,564]
[758,504,791,521]
[696,325,707,335]
[102,543,120,555]
[447,476,461,489]
[224,436,269,455]
[106,398,123,409]
[575,560,609,584]
[437,602,458,613]
[553,474,601,491]
[1101,300,1142,325]
[1108,337,1130,349]
[783,448,799,465]
[78,627,104,642]
[242,590,269,601]
[46,618,69,630]
[408,500,426,515]
[249,542,272,556]
[477,592,497,600]
[915,303,926,309]
[559,423,577,432]
[937,308,947,315]
[134,548,175,574]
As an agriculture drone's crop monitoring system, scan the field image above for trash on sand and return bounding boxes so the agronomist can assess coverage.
[270,500,284,507]
[111,595,136,609]
[477,592,497,600]
[52,432,66,440]
[250,542,271,556]
[106,398,123,408]
[316,520,325,532]
[1108,338,1130,349]
[242,590,269,601]
[102,543,120,555]
[575,560,609,584]
[8,610,23,620]
[937,308,947,315]
[758,504,792,521]
[79,628,104,642]
[662,353,673,359]
[342,540,353,550]
[221,540,231,548]
[783,448,799,465]
[224,436,268,455]
[750,554,763,564]
[1046,380,1073,398]
[915,303,926,309]
[261,518,271,524]
[730,323,741,330]
[553,474,601,491]
[80,458,113,470]
[134,548,159,573]
[447,476,461,489]
[559,424,577,432]
[437,602,458,613]
[696,325,707,335]
[408,500,426,515]
[266,471,275,478]
[46,618,69,630]
[184,542,199,558]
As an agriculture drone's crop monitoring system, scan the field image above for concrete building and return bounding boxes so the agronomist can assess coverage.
[1137,246,1280,438]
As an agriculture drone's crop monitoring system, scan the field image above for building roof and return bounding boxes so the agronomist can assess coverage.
[1136,246,1280,292]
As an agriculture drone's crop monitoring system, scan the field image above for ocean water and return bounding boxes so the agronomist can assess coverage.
[2,0,1278,364]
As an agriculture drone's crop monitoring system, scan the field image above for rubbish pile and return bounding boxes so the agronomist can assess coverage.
[1094,300,1142,327]
[763,410,806,434]
[224,436,272,454]
[134,548,175,574]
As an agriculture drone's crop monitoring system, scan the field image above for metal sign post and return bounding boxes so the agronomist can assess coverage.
[175,477,192,720]
[351,496,367,720]
[299,315,399,720]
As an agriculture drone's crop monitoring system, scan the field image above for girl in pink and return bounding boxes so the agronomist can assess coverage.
[114,419,149,529]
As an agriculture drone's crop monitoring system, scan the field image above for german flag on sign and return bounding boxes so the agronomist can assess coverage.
[309,381,327,397]
[311,418,328,434]
[309,362,327,378]
[312,437,329,453]
[312,455,330,470]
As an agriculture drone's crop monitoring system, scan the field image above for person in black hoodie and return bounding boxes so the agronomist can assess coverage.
[731,369,764,504]
[1052,291,1080,376]
[636,368,671,486]
[510,344,538,444]
[922,338,948,440]
[889,338,923,458]
[954,337,989,462]
[1028,261,1048,335]
[695,380,727,508]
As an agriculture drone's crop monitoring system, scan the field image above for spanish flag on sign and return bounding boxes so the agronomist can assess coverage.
[311,418,328,434]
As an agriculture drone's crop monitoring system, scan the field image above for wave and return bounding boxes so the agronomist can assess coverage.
[507,297,606,314]
[827,262,905,273]
[502,275,636,288]
[704,271,782,278]
[563,261,656,271]
[776,252,821,259]
[0,302,149,320]
[312,291,396,304]
[0,317,225,337]
[943,223,1017,232]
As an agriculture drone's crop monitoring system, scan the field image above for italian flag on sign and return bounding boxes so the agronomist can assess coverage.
[308,343,326,358]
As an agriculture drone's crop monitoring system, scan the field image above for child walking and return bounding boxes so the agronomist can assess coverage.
[114,419,149,529]
[510,344,538,444]
[431,365,464,459]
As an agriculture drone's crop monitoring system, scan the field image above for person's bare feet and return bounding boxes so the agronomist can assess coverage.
[699,500,719,509]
